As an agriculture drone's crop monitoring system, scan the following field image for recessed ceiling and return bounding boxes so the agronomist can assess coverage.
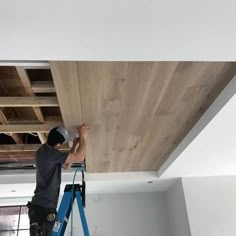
[0,62,236,173]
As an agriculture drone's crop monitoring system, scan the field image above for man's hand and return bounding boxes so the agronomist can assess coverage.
[78,124,89,138]
[64,124,89,165]
[63,163,71,170]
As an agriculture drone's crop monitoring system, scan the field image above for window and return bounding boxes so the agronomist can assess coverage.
[0,205,29,236]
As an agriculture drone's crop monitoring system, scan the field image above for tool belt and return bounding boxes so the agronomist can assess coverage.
[27,201,57,222]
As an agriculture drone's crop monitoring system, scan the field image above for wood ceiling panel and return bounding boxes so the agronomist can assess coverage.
[50,62,83,127]
[140,62,236,171]
[50,61,236,173]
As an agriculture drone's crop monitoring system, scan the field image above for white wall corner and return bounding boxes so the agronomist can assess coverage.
[164,178,191,236]
[158,76,236,178]
[181,176,236,236]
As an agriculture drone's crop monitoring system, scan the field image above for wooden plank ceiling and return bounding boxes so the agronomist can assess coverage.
[50,61,236,172]
[1,62,236,172]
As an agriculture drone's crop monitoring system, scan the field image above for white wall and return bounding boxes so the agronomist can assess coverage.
[164,179,191,236]
[64,192,171,236]
[0,192,171,236]
[182,176,236,236]
[1,0,236,61]
[159,77,236,178]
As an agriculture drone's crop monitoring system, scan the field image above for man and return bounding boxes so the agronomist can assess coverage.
[28,124,89,236]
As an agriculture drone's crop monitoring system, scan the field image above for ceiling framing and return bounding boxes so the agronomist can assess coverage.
[0,66,64,167]
[0,62,236,172]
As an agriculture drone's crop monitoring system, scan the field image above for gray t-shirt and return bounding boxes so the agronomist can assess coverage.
[31,144,68,209]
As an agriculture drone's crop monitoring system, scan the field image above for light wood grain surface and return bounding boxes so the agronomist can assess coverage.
[50,62,236,172]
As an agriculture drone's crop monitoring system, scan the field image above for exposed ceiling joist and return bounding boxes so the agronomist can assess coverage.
[0,108,23,144]
[7,133,23,145]
[37,133,47,144]
[0,97,59,107]
[31,107,45,123]
[16,67,45,123]
[0,123,63,133]
[16,67,48,144]
[16,67,35,94]
[0,80,25,144]
[0,66,64,156]
[0,144,70,152]
[7,116,62,124]
[31,81,55,93]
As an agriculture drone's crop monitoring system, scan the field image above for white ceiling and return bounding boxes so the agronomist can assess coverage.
[159,77,236,178]
[1,1,236,195]
[1,0,236,61]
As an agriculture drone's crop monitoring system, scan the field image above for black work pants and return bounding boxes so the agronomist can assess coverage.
[28,203,56,236]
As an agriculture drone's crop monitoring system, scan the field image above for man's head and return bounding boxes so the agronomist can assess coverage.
[47,127,69,147]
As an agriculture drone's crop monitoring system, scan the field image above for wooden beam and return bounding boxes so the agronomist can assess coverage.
[7,116,63,124]
[0,97,59,107]
[37,133,47,144]
[32,107,45,123]
[0,123,63,133]
[0,109,8,124]
[0,156,35,161]
[16,67,35,94]
[0,108,23,144]
[8,133,23,145]
[31,81,56,93]
[16,67,45,123]
[0,144,70,152]
[16,67,57,144]
[0,80,24,144]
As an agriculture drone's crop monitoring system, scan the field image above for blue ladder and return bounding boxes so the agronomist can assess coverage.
[51,171,89,236]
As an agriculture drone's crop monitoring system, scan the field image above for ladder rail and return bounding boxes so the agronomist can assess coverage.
[75,191,90,236]
[51,190,73,236]
[51,170,90,236]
